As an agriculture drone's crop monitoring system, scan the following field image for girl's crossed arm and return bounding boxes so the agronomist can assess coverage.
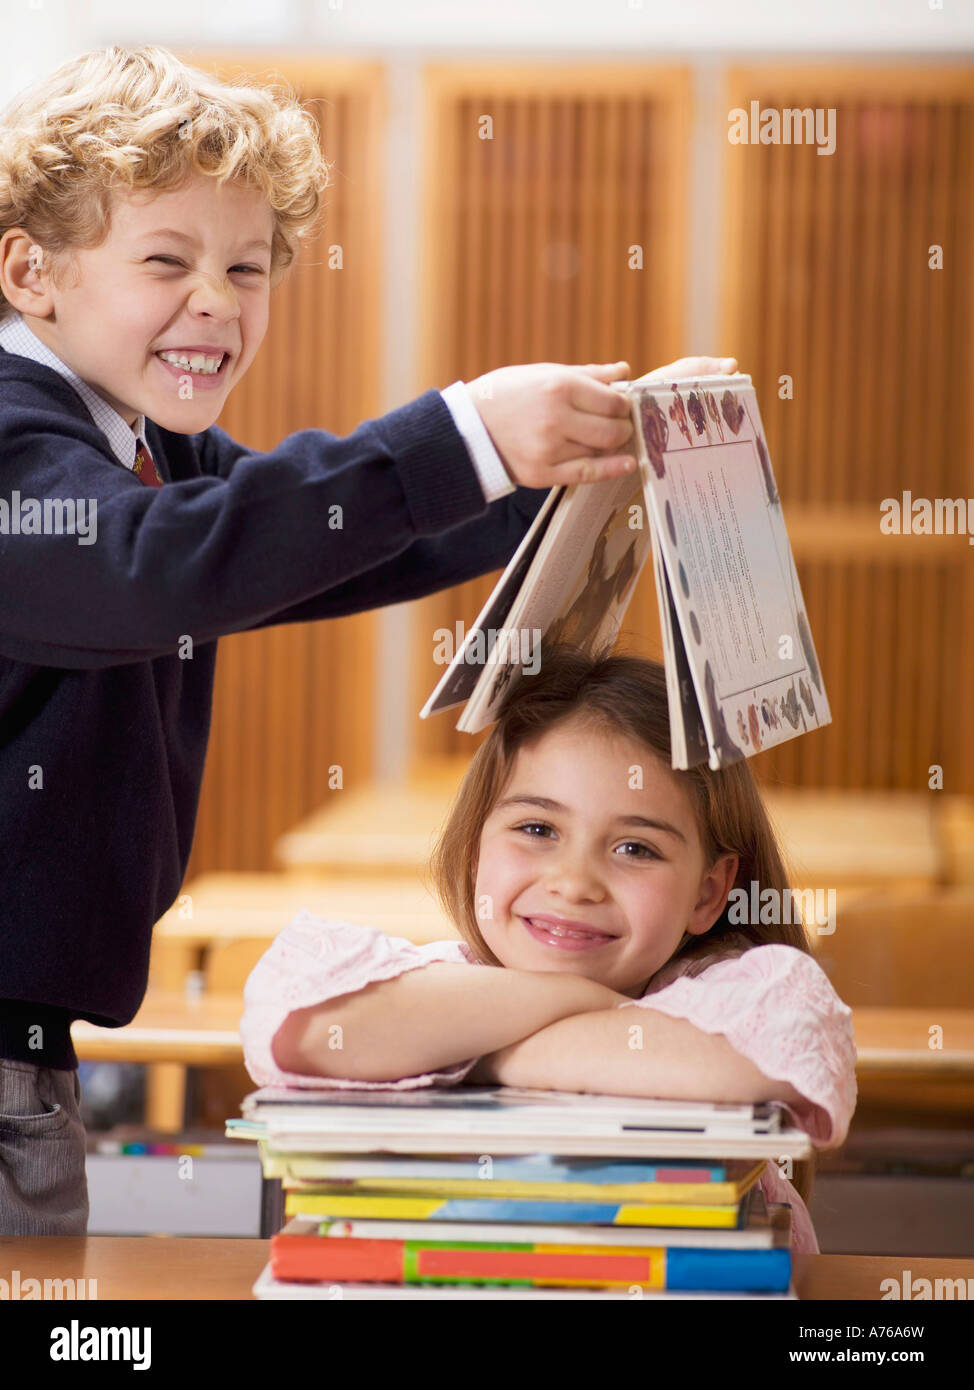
[466,1007,807,1107]
[271,961,624,1081]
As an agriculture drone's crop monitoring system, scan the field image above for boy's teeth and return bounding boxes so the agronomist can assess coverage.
[158,350,224,373]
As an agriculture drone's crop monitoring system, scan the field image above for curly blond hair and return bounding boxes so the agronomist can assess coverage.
[0,44,333,318]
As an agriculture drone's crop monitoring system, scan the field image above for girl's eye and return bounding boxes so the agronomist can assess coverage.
[511,823,659,860]
[615,841,660,860]
[513,821,554,839]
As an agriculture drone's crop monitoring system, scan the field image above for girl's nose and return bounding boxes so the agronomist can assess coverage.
[542,858,606,902]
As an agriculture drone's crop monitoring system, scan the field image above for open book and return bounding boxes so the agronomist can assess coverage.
[420,371,830,769]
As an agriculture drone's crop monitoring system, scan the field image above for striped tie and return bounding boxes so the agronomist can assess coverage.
[133,439,163,487]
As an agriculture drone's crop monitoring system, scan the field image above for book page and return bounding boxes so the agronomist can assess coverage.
[420,485,564,717]
[458,468,652,732]
[632,376,831,768]
[653,535,710,770]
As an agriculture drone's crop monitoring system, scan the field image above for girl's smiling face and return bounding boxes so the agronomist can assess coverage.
[474,716,738,998]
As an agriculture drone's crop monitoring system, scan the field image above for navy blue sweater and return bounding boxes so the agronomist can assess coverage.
[0,347,547,1068]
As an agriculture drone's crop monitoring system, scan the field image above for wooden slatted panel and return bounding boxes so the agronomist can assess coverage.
[723,67,974,792]
[176,58,386,874]
[412,65,689,758]
[747,527,969,793]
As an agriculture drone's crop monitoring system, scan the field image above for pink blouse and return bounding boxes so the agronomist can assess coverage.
[240,911,859,1255]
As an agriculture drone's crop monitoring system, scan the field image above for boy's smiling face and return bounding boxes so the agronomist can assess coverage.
[8,171,274,433]
[473,716,738,998]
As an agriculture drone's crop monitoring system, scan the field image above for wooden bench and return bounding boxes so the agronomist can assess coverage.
[149,869,458,986]
[274,757,468,877]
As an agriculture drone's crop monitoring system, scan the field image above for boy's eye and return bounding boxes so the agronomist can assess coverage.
[147,256,263,274]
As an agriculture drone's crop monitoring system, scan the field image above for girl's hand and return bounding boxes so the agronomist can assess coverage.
[466,356,739,489]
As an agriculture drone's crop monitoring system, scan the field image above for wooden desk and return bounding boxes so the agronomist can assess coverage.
[852,1008,974,1075]
[152,871,457,960]
[761,790,940,895]
[274,783,459,876]
[72,993,244,1067]
[0,1237,970,1299]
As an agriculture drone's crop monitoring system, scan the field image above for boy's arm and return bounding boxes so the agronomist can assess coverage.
[0,389,515,669]
[469,1009,808,1106]
[239,480,547,629]
[203,389,547,630]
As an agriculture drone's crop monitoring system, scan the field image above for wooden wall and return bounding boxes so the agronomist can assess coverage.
[722,67,974,793]
[410,61,974,793]
[181,58,386,875]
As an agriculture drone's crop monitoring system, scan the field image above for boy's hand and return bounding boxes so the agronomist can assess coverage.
[465,356,738,489]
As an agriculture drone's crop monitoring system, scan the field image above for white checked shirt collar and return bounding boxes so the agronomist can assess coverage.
[0,310,147,470]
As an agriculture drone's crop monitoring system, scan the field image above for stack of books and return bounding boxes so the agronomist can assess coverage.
[226,1087,810,1299]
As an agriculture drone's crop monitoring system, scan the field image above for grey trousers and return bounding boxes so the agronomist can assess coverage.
[0,1059,89,1236]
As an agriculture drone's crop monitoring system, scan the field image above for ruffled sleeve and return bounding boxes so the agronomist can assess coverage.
[239,909,483,1091]
[619,943,858,1147]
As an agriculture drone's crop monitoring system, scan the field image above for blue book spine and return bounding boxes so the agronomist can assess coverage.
[667,1248,791,1292]
[436,1200,623,1222]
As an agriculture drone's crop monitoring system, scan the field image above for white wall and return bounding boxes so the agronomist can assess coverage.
[2,0,971,108]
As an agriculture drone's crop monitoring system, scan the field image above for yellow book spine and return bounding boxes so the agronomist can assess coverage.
[283,1193,740,1226]
[279,1176,750,1204]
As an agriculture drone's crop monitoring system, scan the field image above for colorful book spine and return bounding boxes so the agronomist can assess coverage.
[259,1149,730,1183]
[283,1193,741,1227]
[96,1141,219,1156]
[276,1163,763,1205]
[269,1233,791,1292]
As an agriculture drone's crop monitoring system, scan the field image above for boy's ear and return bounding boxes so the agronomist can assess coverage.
[0,228,55,315]
[686,853,739,936]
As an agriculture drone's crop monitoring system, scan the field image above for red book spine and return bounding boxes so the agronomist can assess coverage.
[271,1235,404,1283]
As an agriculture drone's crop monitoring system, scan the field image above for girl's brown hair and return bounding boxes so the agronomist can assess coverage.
[427,642,816,1203]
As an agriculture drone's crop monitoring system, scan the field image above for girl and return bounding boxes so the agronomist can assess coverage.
[241,645,857,1253]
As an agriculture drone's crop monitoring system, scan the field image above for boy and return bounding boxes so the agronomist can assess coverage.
[0,44,736,1234]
